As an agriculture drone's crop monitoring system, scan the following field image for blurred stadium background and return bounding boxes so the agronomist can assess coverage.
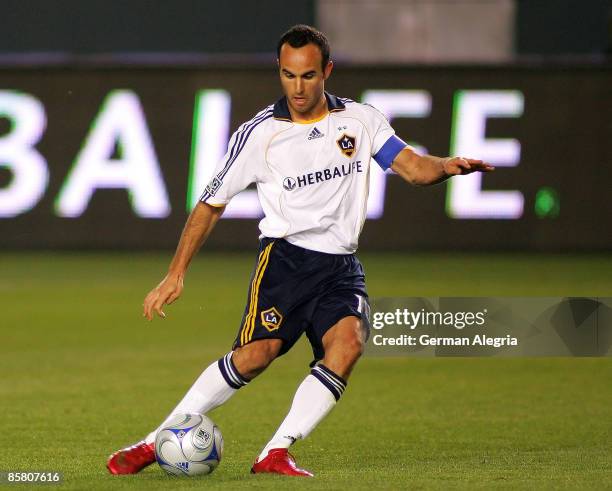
[1,0,611,251]
[1,1,611,489]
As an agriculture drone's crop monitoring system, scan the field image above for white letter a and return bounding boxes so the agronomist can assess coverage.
[56,90,170,218]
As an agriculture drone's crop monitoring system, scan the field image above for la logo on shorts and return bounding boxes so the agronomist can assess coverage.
[336,133,356,158]
[261,307,283,332]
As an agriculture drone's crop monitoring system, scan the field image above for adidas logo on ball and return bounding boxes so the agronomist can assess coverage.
[155,413,223,477]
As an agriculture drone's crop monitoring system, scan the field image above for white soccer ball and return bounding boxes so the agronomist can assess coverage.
[155,413,223,476]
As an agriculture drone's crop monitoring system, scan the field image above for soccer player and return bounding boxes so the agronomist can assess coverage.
[107,25,493,477]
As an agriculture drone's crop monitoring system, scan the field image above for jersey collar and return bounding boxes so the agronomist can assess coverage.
[273,92,346,122]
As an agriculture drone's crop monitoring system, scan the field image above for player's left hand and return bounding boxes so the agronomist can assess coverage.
[443,157,495,176]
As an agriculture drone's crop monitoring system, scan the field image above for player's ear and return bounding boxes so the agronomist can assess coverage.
[323,60,333,80]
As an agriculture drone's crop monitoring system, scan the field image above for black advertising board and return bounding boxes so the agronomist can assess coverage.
[0,64,610,250]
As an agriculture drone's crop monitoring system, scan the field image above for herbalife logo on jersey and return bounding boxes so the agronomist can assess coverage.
[283,160,363,191]
[307,127,324,140]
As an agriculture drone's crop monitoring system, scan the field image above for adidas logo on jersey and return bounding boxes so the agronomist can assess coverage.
[307,127,324,140]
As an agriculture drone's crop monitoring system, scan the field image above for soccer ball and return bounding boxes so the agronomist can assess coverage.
[154,413,223,476]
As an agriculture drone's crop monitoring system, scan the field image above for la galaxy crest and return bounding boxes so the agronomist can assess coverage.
[261,307,283,332]
[336,133,356,158]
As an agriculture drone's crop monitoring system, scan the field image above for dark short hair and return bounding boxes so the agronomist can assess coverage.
[277,24,330,71]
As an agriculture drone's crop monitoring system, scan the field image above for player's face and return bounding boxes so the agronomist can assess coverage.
[278,43,333,120]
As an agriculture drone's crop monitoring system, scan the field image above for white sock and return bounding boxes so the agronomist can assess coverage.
[145,352,248,444]
[257,364,347,461]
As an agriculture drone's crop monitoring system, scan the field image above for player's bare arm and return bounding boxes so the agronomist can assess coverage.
[143,202,225,321]
[390,146,495,186]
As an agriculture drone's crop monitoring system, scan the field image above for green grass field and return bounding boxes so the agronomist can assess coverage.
[1,252,611,490]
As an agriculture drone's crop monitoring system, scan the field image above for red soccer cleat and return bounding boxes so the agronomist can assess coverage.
[106,441,156,475]
[251,448,313,477]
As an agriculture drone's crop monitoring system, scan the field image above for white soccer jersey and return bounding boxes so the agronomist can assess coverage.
[200,92,407,254]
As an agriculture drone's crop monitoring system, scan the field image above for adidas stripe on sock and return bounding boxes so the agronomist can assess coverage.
[217,351,249,389]
[257,365,346,461]
[310,364,347,401]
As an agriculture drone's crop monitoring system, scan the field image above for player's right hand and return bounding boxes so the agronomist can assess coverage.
[143,274,184,320]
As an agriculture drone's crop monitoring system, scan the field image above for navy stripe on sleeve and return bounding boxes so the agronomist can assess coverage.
[222,108,273,176]
[199,109,273,202]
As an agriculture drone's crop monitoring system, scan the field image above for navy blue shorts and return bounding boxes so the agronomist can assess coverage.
[232,237,370,362]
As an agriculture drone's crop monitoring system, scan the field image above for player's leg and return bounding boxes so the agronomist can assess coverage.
[139,339,282,443]
[147,237,285,434]
[144,338,283,442]
[232,337,282,379]
[108,238,302,475]
[253,315,366,476]
[253,249,369,477]
[106,339,282,475]
[318,314,367,378]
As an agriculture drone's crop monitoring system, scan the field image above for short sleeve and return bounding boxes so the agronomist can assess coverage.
[199,119,264,206]
[364,104,408,170]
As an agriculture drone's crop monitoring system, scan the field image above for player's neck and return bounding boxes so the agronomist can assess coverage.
[289,95,328,124]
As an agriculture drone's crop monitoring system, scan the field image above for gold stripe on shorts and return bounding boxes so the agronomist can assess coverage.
[240,242,274,345]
